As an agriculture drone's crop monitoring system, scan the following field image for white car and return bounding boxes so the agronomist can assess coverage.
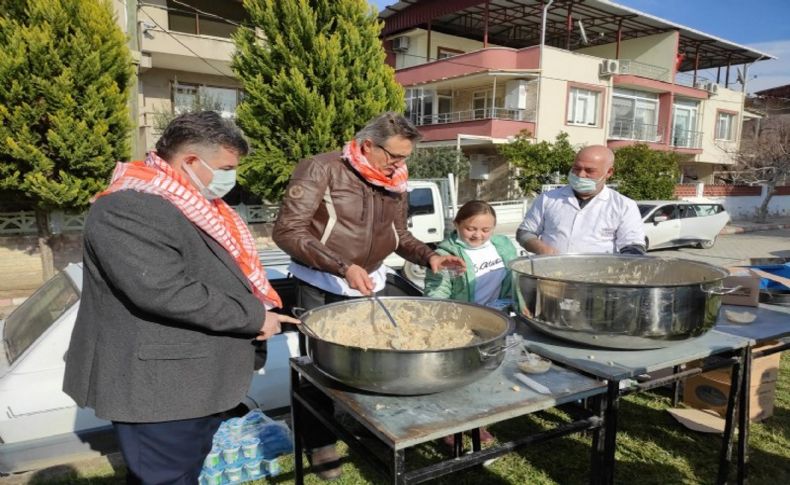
[0,263,301,474]
[638,201,730,250]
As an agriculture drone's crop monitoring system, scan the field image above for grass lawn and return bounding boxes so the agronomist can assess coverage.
[20,354,790,485]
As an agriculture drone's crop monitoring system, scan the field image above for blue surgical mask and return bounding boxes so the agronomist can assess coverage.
[184,158,237,200]
[568,171,603,194]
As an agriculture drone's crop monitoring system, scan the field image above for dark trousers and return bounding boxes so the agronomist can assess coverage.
[295,276,422,450]
[295,280,352,450]
[113,414,223,485]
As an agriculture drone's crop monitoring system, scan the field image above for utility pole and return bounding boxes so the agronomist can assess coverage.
[126,0,141,160]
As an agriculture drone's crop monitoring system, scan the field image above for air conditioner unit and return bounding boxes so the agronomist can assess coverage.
[599,59,619,76]
[707,82,719,95]
[392,36,410,52]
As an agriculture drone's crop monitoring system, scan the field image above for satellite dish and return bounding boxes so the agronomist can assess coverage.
[577,20,589,45]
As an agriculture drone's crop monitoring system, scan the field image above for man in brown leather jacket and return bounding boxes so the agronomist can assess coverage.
[273,112,464,480]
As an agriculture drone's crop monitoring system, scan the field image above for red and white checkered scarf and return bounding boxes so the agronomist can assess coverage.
[94,152,282,309]
[342,140,409,193]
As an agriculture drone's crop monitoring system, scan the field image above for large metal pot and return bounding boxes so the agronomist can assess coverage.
[509,254,731,349]
[296,297,514,395]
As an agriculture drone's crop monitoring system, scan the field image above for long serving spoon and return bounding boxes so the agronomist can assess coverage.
[369,293,409,350]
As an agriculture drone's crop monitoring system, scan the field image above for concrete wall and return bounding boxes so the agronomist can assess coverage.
[539,46,609,145]
[139,68,242,152]
[576,31,677,76]
[697,87,744,167]
[392,29,504,69]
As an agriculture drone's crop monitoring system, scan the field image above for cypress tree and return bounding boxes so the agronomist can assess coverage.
[233,0,404,201]
[0,0,132,277]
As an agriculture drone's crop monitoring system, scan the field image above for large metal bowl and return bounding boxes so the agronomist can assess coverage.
[296,297,513,395]
[509,254,730,349]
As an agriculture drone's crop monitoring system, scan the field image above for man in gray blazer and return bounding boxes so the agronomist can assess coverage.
[63,111,298,484]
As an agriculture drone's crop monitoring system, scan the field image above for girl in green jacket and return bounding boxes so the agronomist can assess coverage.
[424,200,518,307]
[424,200,519,448]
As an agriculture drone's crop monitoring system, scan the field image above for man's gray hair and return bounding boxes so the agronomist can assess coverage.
[354,112,423,146]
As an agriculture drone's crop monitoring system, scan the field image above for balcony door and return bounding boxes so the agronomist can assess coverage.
[672,100,699,148]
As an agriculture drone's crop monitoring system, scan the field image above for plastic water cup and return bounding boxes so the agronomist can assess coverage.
[224,465,243,483]
[203,449,221,469]
[439,266,465,278]
[241,437,260,459]
[243,459,263,479]
[263,458,281,476]
[221,445,240,465]
[228,418,244,440]
[202,468,223,485]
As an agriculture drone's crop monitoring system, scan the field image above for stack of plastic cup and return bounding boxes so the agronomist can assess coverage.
[198,409,293,484]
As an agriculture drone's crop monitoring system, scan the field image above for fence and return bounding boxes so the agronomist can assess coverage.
[0,203,280,236]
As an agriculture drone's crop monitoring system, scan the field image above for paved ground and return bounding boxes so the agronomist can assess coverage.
[649,228,790,267]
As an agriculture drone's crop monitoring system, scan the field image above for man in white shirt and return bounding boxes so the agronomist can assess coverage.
[516,145,646,255]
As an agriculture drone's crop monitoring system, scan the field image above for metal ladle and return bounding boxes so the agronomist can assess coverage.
[369,293,408,350]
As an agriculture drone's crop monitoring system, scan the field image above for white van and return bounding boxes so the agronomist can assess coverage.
[638,201,730,250]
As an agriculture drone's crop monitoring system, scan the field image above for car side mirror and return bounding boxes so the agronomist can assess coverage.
[653,215,668,224]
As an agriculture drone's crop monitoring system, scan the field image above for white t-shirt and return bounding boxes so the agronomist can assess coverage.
[465,241,506,305]
[518,185,645,253]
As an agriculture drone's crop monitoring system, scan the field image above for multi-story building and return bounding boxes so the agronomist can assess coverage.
[380,0,773,199]
[112,0,247,159]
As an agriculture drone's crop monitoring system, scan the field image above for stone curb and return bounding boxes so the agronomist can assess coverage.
[720,222,790,236]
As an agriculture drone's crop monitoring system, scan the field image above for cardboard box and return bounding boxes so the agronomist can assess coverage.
[683,372,776,422]
[721,268,760,306]
[683,341,783,422]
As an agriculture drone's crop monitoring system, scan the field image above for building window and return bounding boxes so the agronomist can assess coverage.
[166,0,249,39]
[566,87,600,126]
[437,47,464,59]
[173,82,242,119]
[610,88,659,141]
[716,112,736,140]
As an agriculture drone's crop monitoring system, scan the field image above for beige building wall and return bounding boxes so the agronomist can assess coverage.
[697,86,744,167]
[391,29,504,69]
[139,69,243,151]
[538,46,609,146]
[576,31,677,76]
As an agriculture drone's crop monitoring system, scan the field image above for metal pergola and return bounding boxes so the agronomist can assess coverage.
[379,0,774,87]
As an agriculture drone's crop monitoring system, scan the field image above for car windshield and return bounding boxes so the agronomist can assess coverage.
[2,272,79,365]
[637,204,657,217]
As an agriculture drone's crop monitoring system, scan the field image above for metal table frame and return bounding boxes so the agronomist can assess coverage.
[290,355,608,485]
[713,303,790,485]
[514,320,753,485]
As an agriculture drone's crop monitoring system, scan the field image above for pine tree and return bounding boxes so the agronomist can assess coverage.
[0,0,132,278]
[233,0,404,201]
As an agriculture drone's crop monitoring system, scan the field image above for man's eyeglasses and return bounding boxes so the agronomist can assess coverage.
[376,144,409,163]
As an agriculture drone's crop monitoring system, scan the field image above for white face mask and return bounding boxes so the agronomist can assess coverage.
[184,157,237,200]
[568,171,604,194]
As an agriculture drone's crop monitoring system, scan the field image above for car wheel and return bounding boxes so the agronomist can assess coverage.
[698,238,716,249]
[402,261,426,289]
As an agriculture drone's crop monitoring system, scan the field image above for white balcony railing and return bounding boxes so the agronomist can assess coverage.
[608,120,662,142]
[671,128,704,149]
[410,107,535,126]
